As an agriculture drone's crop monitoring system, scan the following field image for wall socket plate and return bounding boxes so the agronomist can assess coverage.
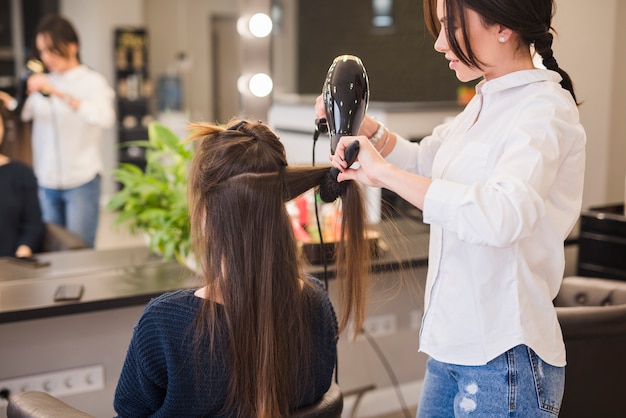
[362,313,397,339]
[0,364,104,406]
[410,309,422,330]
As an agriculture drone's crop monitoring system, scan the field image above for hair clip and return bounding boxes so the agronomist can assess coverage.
[227,120,247,131]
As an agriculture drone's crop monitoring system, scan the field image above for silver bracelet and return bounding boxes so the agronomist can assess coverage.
[368,121,386,145]
[378,128,391,153]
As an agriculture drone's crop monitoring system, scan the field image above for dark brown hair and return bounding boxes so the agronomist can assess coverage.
[424,0,578,103]
[34,15,80,60]
[186,119,370,417]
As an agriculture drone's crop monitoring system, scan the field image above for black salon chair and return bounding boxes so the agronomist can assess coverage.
[554,276,626,418]
[7,382,343,418]
[40,223,88,253]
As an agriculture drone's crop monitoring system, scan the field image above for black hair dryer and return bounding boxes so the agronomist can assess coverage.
[15,59,46,111]
[322,55,370,154]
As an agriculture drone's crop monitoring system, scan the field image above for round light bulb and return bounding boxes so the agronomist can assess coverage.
[237,75,249,95]
[249,73,273,97]
[248,13,273,38]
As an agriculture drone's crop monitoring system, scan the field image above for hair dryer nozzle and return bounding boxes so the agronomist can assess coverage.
[15,59,47,111]
[322,55,369,154]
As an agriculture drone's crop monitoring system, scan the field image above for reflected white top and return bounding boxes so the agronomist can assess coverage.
[21,65,115,189]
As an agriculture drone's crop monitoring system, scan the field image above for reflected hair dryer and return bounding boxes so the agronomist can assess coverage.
[322,55,369,154]
[15,59,47,112]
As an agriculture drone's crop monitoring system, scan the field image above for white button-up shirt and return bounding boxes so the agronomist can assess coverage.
[21,65,116,189]
[387,69,586,366]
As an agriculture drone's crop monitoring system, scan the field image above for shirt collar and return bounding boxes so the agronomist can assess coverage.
[53,64,85,79]
[475,69,563,95]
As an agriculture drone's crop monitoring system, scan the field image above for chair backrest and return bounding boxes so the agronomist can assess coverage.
[555,276,626,308]
[555,276,626,418]
[40,223,88,253]
[7,383,343,418]
[7,391,94,418]
[290,382,343,418]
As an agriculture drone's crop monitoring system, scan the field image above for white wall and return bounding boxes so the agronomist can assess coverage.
[144,0,239,122]
[553,0,624,208]
[608,1,626,204]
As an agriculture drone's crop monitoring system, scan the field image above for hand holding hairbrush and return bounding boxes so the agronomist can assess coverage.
[319,140,361,202]
[329,140,360,182]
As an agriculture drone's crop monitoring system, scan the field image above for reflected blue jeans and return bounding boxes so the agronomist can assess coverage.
[417,345,564,417]
[39,175,100,248]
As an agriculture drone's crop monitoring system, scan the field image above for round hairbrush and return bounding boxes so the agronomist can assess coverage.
[320,141,360,203]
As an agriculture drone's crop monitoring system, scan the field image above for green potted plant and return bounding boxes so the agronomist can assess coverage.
[106,121,193,264]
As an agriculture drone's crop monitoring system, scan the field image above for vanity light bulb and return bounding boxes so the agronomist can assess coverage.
[249,73,273,97]
[248,13,273,38]
[237,75,248,95]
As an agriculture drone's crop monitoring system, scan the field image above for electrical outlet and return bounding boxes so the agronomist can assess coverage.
[363,313,397,338]
[0,364,105,406]
[410,309,422,330]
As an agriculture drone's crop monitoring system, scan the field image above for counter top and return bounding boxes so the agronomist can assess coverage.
[0,247,200,324]
[0,218,429,324]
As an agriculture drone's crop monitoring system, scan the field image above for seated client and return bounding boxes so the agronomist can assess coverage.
[114,120,371,417]
[0,92,44,257]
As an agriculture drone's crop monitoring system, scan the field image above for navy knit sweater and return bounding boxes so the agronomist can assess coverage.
[114,277,338,417]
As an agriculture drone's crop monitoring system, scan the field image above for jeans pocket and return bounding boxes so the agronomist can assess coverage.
[527,347,564,416]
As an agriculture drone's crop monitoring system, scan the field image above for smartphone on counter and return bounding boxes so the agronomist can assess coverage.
[54,284,84,302]
[6,256,51,268]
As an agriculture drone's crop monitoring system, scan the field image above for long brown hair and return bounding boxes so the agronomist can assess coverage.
[186,119,370,417]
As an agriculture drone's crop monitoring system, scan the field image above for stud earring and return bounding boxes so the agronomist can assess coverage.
[498,36,506,43]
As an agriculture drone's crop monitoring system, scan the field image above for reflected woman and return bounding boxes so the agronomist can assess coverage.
[0,91,44,257]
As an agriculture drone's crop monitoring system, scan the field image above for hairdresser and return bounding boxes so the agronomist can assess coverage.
[317,0,586,415]
[21,15,115,248]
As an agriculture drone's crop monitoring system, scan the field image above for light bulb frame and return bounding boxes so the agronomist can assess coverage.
[237,72,274,98]
[237,13,273,38]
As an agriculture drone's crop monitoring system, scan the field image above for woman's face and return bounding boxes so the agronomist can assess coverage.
[434,0,505,82]
[35,33,76,73]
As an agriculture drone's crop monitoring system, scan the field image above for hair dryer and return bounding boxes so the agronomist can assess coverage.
[14,59,47,112]
[322,55,369,154]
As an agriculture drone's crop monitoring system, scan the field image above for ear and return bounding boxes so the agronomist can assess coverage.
[68,42,79,58]
[496,26,514,43]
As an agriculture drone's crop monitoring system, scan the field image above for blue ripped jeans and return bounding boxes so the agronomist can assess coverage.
[39,175,101,248]
[417,345,564,417]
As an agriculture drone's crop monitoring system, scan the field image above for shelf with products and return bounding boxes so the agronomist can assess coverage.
[114,27,153,168]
